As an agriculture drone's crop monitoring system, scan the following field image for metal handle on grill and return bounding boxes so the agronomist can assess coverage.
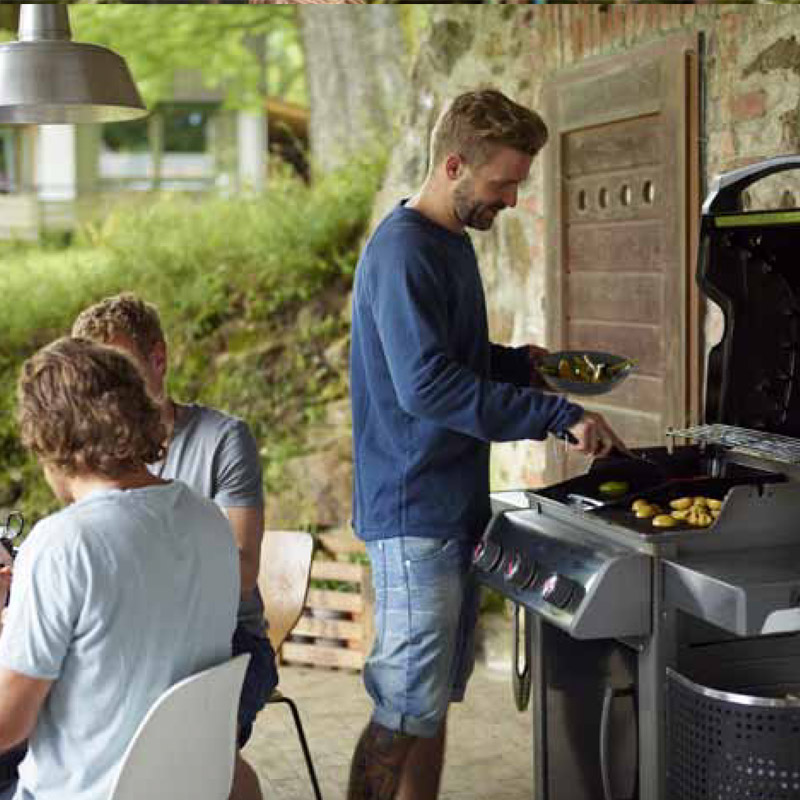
[705,155,800,213]
[600,685,637,800]
[512,603,531,712]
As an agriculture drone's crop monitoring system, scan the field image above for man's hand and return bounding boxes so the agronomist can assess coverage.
[565,411,625,458]
[527,344,550,389]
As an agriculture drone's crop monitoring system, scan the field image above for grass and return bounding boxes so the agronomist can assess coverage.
[0,150,386,523]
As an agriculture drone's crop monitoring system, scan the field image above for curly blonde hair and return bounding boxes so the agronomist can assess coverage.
[17,337,166,478]
[72,293,164,359]
[430,88,548,171]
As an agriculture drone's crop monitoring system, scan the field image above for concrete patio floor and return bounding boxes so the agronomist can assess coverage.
[244,661,533,800]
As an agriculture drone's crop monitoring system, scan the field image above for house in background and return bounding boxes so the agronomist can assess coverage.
[0,70,309,241]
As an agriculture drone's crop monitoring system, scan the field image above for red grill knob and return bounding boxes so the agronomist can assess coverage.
[542,574,577,609]
[472,540,502,572]
[504,553,538,589]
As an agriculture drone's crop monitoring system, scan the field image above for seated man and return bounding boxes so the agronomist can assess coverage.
[72,294,276,800]
[0,337,239,800]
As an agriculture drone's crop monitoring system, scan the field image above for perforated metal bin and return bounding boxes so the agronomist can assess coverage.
[666,668,800,800]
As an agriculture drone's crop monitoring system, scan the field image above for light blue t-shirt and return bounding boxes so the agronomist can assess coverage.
[0,481,239,800]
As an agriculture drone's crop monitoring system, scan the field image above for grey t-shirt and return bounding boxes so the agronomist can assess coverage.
[150,404,266,635]
[0,482,239,800]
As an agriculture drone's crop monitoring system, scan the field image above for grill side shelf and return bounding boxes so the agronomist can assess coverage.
[664,546,800,636]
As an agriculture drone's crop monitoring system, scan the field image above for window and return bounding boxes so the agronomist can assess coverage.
[102,102,219,154]
[102,118,149,153]
[162,103,218,153]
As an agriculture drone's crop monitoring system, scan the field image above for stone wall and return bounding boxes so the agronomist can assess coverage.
[374,4,800,492]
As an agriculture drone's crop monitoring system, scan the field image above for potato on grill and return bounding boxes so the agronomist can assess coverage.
[669,497,693,511]
[635,503,661,519]
[634,496,721,528]
[673,496,720,528]
[652,515,678,528]
[688,509,714,527]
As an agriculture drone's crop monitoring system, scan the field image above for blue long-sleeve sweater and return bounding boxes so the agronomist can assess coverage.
[349,202,584,542]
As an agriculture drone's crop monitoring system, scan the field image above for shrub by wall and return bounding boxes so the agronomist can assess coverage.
[0,152,385,524]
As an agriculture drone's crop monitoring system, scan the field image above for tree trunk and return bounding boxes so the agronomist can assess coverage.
[299,5,409,174]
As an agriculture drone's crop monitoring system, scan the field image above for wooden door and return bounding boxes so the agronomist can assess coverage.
[544,34,701,479]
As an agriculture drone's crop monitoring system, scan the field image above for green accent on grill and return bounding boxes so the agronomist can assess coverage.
[715,210,800,228]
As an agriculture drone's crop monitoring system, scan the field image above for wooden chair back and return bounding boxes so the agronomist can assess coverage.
[259,530,315,652]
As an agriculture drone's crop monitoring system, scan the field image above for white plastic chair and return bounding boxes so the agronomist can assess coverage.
[108,653,250,800]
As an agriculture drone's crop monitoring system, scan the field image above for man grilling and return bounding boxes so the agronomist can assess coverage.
[347,88,625,800]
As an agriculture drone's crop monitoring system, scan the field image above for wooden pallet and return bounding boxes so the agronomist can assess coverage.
[281,532,374,671]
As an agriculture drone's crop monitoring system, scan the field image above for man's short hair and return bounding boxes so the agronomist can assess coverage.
[430,88,549,171]
[72,293,165,358]
[17,337,166,478]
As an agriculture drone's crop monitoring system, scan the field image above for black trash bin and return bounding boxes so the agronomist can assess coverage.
[667,668,800,800]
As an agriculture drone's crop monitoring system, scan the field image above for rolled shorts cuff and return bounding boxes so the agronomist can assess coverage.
[370,705,442,739]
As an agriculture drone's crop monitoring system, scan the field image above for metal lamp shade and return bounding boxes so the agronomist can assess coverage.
[0,5,146,124]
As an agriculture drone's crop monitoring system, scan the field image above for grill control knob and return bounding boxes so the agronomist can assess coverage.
[472,540,502,572]
[542,574,577,610]
[504,553,538,590]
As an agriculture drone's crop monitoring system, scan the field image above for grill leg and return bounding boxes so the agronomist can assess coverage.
[637,558,676,800]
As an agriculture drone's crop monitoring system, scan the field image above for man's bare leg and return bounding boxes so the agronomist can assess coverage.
[397,718,446,800]
[229,753,263,800]
[347,721,415,800]
[347,718,447,800]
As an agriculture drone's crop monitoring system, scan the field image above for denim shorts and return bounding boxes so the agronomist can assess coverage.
[232,624,279,747]
[363,536,479,738]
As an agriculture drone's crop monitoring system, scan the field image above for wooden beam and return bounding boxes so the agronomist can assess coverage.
[306,589,362,614]
[282,642,363,670]
[311,560,364,584]
[294,615,363,641]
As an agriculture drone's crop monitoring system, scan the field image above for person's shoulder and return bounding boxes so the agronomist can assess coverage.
[182,404,249,438]
[362,207,447,283]
[21,500,105,561]
[371,204,439,249]
[169,480,225,518]
[169,482,236,545]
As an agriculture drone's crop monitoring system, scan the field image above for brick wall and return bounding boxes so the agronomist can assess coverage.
[374,5,800,490]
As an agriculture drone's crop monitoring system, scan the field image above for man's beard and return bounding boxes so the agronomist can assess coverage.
[453,179,505,231]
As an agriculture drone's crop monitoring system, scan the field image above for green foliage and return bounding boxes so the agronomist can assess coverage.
[0,149,386,524]
[67,6,305,109]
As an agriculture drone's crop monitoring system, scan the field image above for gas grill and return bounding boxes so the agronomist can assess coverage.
[474,156,800,800]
